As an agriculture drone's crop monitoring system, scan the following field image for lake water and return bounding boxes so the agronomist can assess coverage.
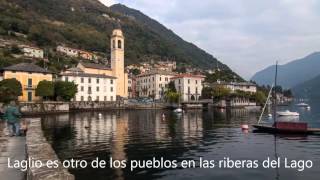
[42,102,320,180]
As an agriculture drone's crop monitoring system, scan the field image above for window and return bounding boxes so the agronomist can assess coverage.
[160,77,162,81]
[110,87,113,92]
[188,87,190,94]
[28,78,32,87]
[188,79,190,84]
[88,78,91,83]
[96,87,99,92]
[118,40,122,49]
[81,78,84,83]
[96,78,99,84]
[110,79,113,84]
[165,77,168,81]
[152,77,154,81]
[196,80,198,84]
[81,86,84,91]
[96,96,99,101]
[81,96,84,101]
[104,96,107,101]
[88,87,92,93]
[178,79,181,84]
[110,96,113,101]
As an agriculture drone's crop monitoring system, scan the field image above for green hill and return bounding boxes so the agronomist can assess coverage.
[0,0,238,76]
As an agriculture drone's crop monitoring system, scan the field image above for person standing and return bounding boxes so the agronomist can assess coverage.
[3,101,22,136]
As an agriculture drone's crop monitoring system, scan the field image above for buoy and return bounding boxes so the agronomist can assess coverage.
[241,124,249,130]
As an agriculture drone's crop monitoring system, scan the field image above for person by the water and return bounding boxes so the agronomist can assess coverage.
[3,101,22,136]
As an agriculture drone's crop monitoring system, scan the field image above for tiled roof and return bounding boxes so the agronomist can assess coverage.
[171,74,205,79]
[79,62,111,70]
[2,63,51,73]
[137,70,176,77]
[61,72,117,79]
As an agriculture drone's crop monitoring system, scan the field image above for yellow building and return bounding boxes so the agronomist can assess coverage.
[2,63,53,102]
[77,29,128,98]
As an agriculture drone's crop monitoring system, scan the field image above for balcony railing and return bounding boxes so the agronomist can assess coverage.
[24,85,36,90]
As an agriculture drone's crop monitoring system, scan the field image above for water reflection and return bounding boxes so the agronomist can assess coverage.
[42,108,320,180]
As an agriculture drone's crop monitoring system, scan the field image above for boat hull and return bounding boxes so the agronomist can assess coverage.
[253,124,320,134]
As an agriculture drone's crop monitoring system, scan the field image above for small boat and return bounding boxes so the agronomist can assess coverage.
[296,103,309,107]
[174,108,183,113]
[277,110,299,116]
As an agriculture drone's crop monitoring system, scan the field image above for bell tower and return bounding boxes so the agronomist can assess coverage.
[110,29,127,97]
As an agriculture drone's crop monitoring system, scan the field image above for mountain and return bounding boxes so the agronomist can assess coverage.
[0,0,237,75]
[292,74,320,99]
[251,52,320,88]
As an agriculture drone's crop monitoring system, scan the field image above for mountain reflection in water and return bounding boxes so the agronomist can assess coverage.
[42,106,320,180]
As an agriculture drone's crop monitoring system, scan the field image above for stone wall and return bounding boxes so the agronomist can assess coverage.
[26,118,74,180]
[69,101,120,110]
[20,102,69,115]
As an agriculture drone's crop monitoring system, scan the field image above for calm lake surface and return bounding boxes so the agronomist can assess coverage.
[42,102,320,180]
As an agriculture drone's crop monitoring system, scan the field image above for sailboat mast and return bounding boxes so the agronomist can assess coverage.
[273,61,278,125]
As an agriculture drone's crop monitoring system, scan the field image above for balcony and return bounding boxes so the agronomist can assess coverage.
[24,85,36,90]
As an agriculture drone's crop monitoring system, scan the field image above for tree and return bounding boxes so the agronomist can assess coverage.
[168,81,176,92]
[10,45,22,54]
[54,81,77,101]
[35,80,54,100]
[165,91,180,103]
[212,85,231,100]
[254,91,267,106]
[129,68,141,76]
[0,78,22,103]
[201,87,214,99]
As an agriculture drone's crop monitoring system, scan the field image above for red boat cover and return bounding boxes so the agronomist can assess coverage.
[275,122,308,132]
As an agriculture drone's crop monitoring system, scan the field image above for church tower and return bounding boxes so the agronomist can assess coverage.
[110,29,128,98]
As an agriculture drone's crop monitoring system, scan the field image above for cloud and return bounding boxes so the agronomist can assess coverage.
[99,0,320,79]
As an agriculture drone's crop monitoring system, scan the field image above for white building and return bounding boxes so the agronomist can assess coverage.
[136,70,176,99]
[60,68,117,101]
[56,45,79,57]
[171,74,205,102]
[219,82,257,93]
[20,45,44,59]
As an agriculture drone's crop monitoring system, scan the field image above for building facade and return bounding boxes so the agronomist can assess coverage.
[77,29,128,98]
[128,75,137,98]
[171,74,205,102]
[136,70,176,100]
[56,46,96,60]
[60,68,116,101]
[2,63,53,102]
[20,45,44,59]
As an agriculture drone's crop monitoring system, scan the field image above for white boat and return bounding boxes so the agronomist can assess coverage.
[174,108,183,113]
[277,110,299,116]
[296,103,309,107]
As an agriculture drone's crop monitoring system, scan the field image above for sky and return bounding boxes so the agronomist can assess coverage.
[99,0,320,79]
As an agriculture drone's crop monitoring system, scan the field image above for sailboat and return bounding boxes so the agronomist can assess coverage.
[253,62,320,134]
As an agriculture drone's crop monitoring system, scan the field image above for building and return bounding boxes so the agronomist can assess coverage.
[128,75,137,98]
[60,68,116,101]
[77,29,128,98]
[56,46,96,60]
[2,63,53,102]
[205,81,257,94]
[20,45,44,59]
[171,74,205,102]
[136,70,176,100]
[56,45,79,57]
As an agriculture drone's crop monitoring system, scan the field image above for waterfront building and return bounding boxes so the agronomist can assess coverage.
[205,81,257,94]
[19,45,44,59]
[128,75,137,98]
[171,74,205,102]
[136,70,176,100]
[60,67,116,101]
[2,63,53,102]
[77,29,128,98]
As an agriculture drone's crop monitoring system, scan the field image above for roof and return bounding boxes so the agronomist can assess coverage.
[65,67,84,73]
[171,74,205,80]
[60,72,117,79]
[79,62,111,70]
[2,63,51,74]
[137,70,176,77]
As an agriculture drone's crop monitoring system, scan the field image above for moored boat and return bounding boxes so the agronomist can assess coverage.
[276,110,299,116]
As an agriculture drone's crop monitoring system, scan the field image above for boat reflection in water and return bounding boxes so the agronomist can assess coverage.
[42,108,320,180]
